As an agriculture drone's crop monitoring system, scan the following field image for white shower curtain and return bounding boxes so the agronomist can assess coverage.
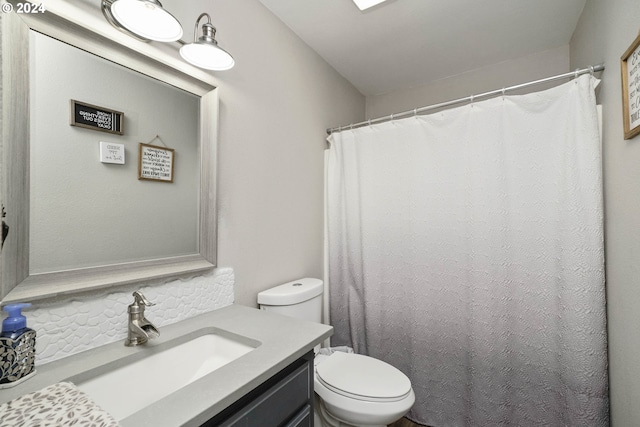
[326,75,608,426]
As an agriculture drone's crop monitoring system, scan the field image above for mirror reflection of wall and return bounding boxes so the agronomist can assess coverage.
[29,31,200,274]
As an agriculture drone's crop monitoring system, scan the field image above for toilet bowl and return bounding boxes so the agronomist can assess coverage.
[314,352,415,426]
[257,278,415,426]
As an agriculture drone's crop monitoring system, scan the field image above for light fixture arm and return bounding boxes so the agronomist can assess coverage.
[193,13,217,44]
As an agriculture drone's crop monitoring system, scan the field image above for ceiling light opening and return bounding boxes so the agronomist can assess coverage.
[352,0,388,11]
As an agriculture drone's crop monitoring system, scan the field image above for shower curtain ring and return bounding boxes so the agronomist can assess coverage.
[501,88,506,100]
[589,66,594,76]
[470,94,474,106]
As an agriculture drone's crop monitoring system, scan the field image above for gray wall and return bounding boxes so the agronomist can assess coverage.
[365,45,570,118]
[164,0,365,306]
[571,0,640,424]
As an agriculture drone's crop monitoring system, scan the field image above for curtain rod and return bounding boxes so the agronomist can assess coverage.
[326,63,605,135]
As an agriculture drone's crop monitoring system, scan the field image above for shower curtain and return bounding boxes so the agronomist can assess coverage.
[326,75,608,426]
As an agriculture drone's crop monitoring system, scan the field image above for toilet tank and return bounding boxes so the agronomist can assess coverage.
[257,278,323,324]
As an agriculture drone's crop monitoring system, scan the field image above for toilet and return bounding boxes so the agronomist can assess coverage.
[257,278,415,427]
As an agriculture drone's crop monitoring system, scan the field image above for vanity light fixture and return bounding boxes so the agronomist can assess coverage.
[102,3,235,71]
[352,0,389,10]
[102,0,183,42]
[180,13,235,71]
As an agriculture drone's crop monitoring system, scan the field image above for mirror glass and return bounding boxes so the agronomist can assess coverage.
[1,7,217,302]
[29,32,200,274]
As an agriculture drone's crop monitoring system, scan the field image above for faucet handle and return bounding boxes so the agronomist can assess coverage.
[132,290,155,307]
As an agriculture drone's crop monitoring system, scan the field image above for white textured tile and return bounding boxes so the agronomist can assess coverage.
[24,268,234,365]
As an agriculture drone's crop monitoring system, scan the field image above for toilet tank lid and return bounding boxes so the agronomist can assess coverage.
[257,278,323,306]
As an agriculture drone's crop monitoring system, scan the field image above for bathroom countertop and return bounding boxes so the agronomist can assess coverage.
[0,304,333,426]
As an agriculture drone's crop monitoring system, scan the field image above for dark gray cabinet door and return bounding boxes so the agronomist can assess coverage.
[203,351,314,427]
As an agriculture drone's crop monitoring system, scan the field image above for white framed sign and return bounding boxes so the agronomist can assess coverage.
[138,143,174,182]
[99,141,125,164]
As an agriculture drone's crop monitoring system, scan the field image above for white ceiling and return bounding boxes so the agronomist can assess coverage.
[257,0,587,96]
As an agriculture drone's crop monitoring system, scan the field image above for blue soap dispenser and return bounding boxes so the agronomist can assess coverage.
[0,303,37,387]
[1,303,33,339]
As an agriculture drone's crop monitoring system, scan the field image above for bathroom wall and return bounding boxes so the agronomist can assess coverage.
[1,0,364,363]
[365,45,570,118]
[162,0,365,307]
[570,0,640,424]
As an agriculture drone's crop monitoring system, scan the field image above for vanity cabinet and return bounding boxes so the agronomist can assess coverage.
[203,351,314,427]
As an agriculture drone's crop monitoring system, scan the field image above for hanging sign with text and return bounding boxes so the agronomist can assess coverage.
[621,33,640,139]
[70,100,124,135]
[138,143,175,183]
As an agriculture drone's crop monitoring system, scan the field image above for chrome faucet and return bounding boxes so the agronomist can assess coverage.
[125,291,160,347]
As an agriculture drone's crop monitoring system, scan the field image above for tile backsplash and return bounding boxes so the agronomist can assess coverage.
[24,267,234,365]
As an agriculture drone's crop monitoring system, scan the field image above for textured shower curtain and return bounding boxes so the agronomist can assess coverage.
[326,75,608,426]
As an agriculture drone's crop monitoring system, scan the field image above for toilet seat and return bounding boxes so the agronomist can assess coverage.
[315,352,411,402]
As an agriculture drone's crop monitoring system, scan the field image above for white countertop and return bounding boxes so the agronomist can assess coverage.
[0,304,333,426]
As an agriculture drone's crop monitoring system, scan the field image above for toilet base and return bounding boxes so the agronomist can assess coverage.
[314,394,386,427]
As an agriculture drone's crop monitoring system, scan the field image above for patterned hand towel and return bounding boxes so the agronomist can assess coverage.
[0,381,119,426]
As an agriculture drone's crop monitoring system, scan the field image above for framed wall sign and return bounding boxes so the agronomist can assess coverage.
[70,100,124,135]
[138,143,175,182]
[621,33,640,140]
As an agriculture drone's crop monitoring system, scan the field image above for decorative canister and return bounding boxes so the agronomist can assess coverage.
[0,303,36,388]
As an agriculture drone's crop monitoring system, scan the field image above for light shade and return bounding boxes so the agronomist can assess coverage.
[110,0,183,42]
[180,15,235,71]
[180,42,235,71]
[352,0,388,10]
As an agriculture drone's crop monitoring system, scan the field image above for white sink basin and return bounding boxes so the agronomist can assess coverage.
[74,332,258,421]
